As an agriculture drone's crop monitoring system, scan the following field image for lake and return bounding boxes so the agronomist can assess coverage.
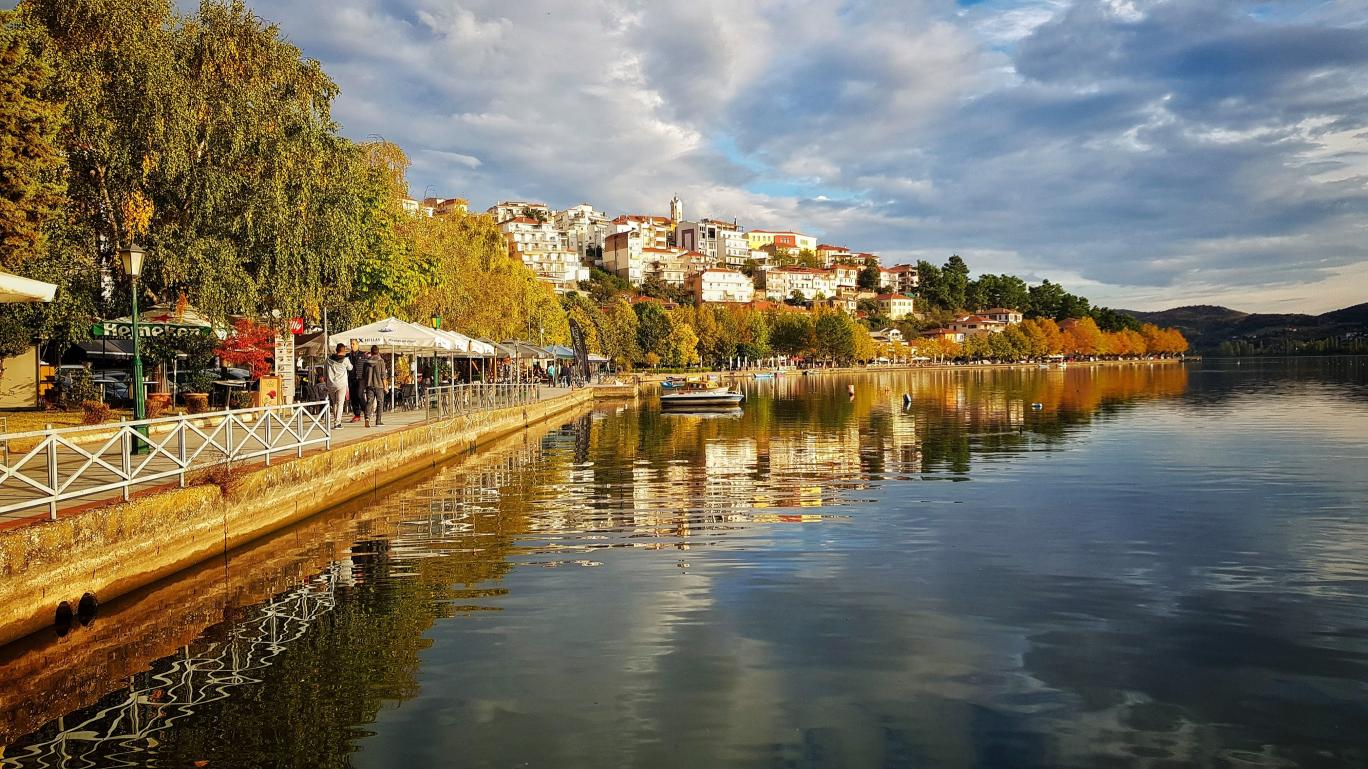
[3,358,1367,768]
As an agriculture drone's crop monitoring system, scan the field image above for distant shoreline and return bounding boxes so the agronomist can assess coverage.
[631,357,1186,383]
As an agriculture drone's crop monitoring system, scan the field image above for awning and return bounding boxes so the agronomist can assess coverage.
[0,271,57,303]
[499,341,554,360]
[544,344,577,360]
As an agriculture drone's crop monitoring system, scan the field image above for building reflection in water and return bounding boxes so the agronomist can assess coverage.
[0,364,1191,766]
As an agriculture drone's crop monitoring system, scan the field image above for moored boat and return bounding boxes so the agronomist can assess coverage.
[660,381,745,408]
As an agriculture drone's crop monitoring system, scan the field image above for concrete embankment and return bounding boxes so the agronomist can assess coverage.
[0,389,595,648]
[0,413,576,743]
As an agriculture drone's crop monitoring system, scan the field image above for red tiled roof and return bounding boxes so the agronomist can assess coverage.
[817,244,849,252]
[876,293,914,301]
[979,307,1020,314]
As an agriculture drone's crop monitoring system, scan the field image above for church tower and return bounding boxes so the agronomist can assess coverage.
[670,194,683,224]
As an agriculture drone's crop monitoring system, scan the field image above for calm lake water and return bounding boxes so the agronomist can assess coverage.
[4,358,1368,768]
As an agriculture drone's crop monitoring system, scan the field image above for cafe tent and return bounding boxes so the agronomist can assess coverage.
[328,317,445,352]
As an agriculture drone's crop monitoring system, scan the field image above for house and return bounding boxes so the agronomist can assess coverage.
[817,244,855,266]
[747,230,818,255]
[646,249,711,287]
[921,327,966,344]
[610,214,672,251]
[400,197,434,217]
[675,219,749,267]
[763,267,839,301]
[814,295,858,314]
[979,307,1024,325]
[870,328,905,345]
[423,197,468,216]
[685,268,755,304]
[948,314,1008,336]
[876,293,917,320]
[885,264,920,294]
[488,201,550,224]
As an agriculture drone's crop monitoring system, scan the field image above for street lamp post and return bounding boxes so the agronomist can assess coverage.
[119,243,147,447]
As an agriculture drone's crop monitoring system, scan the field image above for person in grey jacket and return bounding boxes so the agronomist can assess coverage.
[363,345,388,427]
[323,343,352,428]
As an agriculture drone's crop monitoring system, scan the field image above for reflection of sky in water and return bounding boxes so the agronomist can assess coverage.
[5,361,1368,768]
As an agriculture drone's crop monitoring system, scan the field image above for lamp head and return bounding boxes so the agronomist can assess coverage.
[119,242,146,278]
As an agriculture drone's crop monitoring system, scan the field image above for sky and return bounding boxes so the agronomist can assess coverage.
[184,1,1368,311]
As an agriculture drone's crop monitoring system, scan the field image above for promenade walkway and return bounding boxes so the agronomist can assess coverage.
[0,387,570,530]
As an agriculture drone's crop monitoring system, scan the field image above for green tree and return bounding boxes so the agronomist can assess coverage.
[634,302,670,360]
[916,261,946,310]
[857,255,882,291]
[769,312,815,358]
[814,312,855,363]
[0,10,65,271]
[660,315,699,367]
[942,254,970,311]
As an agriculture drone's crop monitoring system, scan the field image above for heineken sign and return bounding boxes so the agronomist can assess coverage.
[92,321,214,339]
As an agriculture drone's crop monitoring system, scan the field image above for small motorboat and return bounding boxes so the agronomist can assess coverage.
[753,372,775,380]
[660,381,745,408]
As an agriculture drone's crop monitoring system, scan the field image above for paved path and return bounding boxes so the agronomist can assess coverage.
[0,388,572,530]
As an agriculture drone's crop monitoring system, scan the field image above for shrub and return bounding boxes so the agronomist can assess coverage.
[80,400,111,425]
[229,391,252,410]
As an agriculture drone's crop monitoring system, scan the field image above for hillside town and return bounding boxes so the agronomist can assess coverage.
[407,193,962,347]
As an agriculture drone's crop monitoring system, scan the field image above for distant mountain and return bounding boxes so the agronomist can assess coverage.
[1118,303,1368,351]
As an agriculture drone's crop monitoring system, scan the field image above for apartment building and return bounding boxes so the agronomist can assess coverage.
[763,267,839,300]
[747,230,818,255]
[556,203,611,264]
[498,217,588,292]
[685,268,756,304]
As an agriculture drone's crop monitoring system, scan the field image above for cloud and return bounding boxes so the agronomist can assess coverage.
[244,0,1368,313]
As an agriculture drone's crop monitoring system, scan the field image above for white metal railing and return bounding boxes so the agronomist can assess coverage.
[0,401,332,520]
[425,383,541,419]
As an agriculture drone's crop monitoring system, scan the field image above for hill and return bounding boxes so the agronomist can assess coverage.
[1118,303,1368,352]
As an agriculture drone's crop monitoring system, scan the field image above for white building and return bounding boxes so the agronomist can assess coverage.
[885,264,920,294]
[764,267,839,301]
[555,203,610,265]
[948,314,1008,336]
[610,215,672,251]
[499,217,589,292]
[646,249,711,287]
[979,307,1024,325]
[400,197,434,217]
[685,268,755,304]
[675,219,749,267]
[488,201,551,224]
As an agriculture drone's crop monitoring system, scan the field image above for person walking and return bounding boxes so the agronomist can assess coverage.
[347,339,366,423]
[363,345,388,427]
[323,343,352,428]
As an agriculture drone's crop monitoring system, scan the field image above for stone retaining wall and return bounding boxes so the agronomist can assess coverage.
[0,389,594,647]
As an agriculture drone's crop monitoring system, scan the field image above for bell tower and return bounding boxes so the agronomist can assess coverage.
[670,194,683,224]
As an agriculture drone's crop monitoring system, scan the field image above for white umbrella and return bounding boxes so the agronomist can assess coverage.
[0,271,57,303]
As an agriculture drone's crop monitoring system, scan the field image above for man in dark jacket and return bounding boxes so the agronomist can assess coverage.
[363,345,388,427]
[347,339,366,422]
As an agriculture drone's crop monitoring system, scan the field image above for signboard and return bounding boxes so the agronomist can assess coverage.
[289,317,305,334]
[91,322,213,339]
[274,334,296,404]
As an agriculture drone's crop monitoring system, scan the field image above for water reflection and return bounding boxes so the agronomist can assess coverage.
[5,361,1368,768]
